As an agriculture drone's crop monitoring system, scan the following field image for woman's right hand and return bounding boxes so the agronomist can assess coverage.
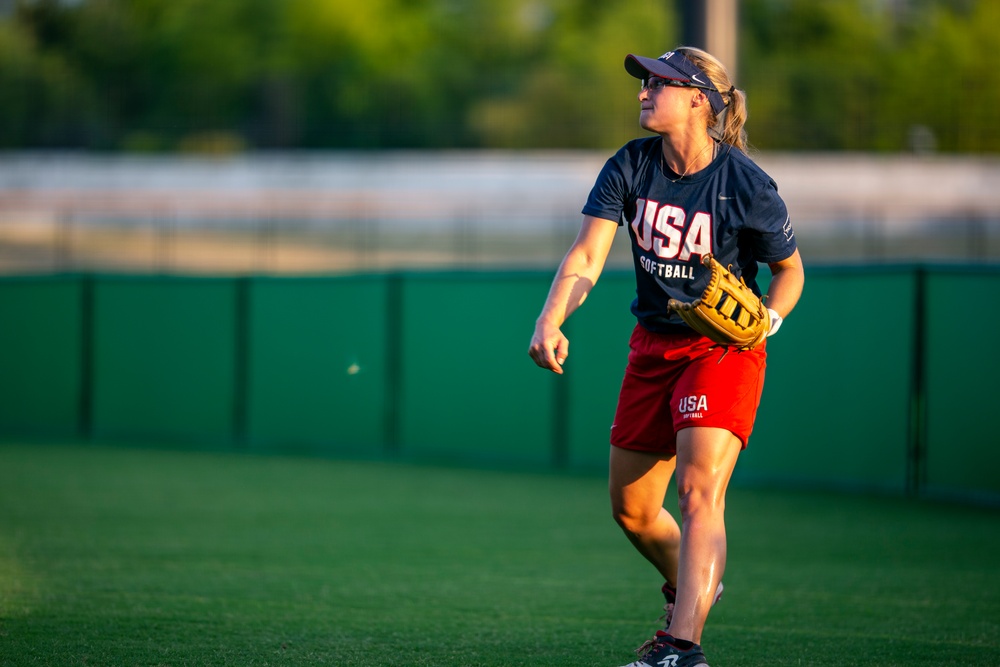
[528,320,569,374]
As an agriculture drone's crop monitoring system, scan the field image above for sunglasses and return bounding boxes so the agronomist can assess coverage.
[640,77,700,92]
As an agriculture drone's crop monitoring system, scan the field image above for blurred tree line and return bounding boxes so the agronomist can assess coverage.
[0,0,997,153]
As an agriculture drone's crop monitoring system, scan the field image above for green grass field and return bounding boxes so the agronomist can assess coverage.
[1,442,998,667]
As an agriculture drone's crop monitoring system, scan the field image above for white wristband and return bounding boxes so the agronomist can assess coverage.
[767,308,783,337]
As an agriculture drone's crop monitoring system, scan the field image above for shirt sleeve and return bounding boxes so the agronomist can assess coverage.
[744,181,797,263]
[581,151,630,225]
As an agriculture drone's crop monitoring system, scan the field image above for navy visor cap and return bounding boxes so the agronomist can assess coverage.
[625,51,727,115]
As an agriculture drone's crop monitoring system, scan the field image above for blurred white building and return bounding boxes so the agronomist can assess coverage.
[0,151,998,274]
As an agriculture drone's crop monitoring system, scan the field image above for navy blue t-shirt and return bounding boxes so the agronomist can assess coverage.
[582,137,797,333]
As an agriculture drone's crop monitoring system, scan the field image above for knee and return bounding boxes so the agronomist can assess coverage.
[676,485,725,523]
[611,499,658,537]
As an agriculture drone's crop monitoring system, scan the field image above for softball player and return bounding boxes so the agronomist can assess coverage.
[528,47,804,667]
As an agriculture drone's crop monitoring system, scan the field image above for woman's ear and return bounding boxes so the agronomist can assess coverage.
[691,89,709,109]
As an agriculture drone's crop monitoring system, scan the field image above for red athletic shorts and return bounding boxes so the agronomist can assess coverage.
[610,324,767,455]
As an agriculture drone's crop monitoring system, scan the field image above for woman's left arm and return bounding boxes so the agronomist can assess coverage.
[765,248,804,318]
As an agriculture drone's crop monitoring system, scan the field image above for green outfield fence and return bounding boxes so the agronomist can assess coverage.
[0,265,997,504]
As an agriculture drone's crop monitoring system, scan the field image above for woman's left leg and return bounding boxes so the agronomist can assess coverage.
[665,425,742,645]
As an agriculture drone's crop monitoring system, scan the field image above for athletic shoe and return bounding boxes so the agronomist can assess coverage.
[660,581,724,628]
[619,631,710,667]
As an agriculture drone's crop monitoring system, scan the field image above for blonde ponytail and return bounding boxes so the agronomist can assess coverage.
[676,46,748,154]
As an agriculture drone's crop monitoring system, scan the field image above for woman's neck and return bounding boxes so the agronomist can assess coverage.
[661,133,717,179]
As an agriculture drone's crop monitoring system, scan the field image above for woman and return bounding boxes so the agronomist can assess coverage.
[528,47,804,667]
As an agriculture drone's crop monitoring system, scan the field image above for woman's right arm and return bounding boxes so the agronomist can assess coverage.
[528,215,619,374]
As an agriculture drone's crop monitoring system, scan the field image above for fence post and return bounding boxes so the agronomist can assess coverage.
[384,273,404,456]
[78,274,95,440]
[232,277,251,448]
[906,266,927,496]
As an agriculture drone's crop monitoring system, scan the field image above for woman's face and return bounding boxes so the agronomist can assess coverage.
[638,76,702,134]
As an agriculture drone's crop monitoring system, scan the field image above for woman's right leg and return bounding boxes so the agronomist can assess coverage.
[609,445,680,586]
